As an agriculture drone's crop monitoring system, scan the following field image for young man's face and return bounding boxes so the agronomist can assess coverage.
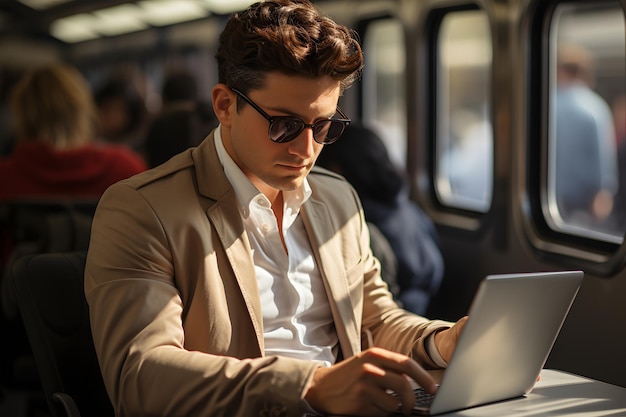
[215,73,342,200]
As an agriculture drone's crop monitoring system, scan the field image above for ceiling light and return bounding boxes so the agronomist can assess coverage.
[50,13,99,43]
[198,0,259,15]
[139,0,209,27]
[92,4,148,36]
[49,0,259,43]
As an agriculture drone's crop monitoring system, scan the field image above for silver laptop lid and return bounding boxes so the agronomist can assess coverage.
[428,270,583,415]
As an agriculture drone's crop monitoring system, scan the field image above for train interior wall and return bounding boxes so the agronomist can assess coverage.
[0,0,625,394]
[429,212,626,389]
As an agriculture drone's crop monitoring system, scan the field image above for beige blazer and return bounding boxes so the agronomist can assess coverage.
[85,131,450,417]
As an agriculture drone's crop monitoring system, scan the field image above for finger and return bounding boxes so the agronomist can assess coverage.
[384,374,415,415]
[361,348,438,395]
[402,360,438,395]
[360,361,419,415]
[368,387,405,415]
[352,383,410,417]
[357,361,413,415]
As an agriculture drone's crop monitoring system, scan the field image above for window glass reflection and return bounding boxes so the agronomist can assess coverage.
[362,18,406,168]
[547,1,626,243]
[434,10,493,212]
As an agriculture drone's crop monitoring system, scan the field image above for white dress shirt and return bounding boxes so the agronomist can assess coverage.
[214,127,338,366]
[213,126,446,370]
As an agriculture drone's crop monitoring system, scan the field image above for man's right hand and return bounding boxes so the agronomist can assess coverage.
[304,347,437,417]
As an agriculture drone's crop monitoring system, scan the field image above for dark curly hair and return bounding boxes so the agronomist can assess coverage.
[216,0,363,95]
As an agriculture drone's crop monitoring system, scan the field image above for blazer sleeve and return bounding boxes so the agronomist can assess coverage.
[306,167,453,369]
[352,188,453,369]
[85,182,319,417]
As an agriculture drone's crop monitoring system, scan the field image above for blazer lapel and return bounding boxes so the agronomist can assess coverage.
[302,199,360,358]
[193,133,265,353]
[191,131,360,357]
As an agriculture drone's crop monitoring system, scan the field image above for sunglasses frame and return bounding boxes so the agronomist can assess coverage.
[231,87,350,144]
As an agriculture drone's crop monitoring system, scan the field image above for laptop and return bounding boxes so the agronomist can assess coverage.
[408,270,583,415]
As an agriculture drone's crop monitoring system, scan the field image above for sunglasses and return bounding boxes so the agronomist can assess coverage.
[231,88,350,144]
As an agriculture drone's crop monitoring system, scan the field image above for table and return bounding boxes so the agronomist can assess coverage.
[399,369,626,416]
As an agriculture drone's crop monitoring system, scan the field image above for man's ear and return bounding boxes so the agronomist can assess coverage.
[212,84,236,127]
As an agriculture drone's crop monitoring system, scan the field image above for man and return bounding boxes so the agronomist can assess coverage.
[85,1,466,416]
[144,70,218,168]
[554,43,618,224]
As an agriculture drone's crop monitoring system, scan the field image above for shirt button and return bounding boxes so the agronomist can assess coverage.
[262,224,272,234]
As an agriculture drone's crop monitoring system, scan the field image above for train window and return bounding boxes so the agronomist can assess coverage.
[546,2,626,243]
[434,10,493,213]
[361,18,407,168]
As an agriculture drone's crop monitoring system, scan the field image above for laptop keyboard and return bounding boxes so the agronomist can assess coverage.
[411,387,436,407]
[390,385,437,408]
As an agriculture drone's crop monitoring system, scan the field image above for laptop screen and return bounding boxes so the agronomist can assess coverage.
[424,270,583,415]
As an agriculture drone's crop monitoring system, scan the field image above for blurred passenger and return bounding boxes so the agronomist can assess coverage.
[0,63,147,293]
[554,44,618,224]
[440,108,493,211]
[0,63,148,390]
[0,63,147,203]
[94,68,151,152]
[316,123,444,315]
[161,68,198,105]
[144,70,218,167]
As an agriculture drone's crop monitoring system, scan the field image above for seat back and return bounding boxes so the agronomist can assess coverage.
[2,197,99,319]
[10,252,113,417]
[2,197,98,257]
[0,198,99,398]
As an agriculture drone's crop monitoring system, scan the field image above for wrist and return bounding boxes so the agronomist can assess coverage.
[303,366,328,415]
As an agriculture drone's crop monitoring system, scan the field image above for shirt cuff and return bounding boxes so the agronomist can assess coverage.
[426,332,448,368]
[302,398,323,417]
[301,364,327,417]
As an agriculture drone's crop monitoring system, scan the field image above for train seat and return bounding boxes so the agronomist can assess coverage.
[1,197,98,320]
[10,252,113,417]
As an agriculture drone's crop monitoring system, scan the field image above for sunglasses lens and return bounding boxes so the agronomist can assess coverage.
[268,116,349,144]
[269,118,305,143]
[317,120,348,144]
